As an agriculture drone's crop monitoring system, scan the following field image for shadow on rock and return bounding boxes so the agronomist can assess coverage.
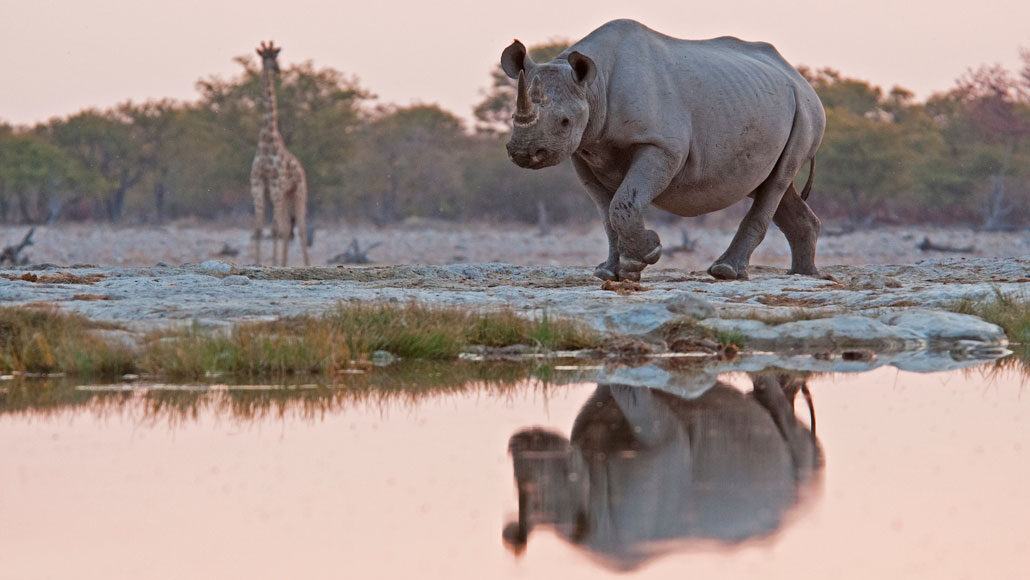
[502,372,822,571]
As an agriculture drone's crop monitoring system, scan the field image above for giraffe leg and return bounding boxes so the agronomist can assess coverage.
[250,171,265,265]
[268,181,287,266]
[274,201,290,267]
[294,174,310,267]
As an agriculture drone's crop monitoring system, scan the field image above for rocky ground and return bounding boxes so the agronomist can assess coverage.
[1,223,1026,376]
[2,221,1027,270]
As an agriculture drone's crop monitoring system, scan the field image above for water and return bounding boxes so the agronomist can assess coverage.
[1,362,1028,579]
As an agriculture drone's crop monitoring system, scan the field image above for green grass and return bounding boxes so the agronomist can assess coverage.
[715,329,747,348]
[0,359,552,420]
[949,289,1030,347]
[657,317,747,349]
[0,306,134,376]
[0,302,599,380]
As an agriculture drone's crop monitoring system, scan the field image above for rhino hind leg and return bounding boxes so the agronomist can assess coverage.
[708,164,797,280]
[709,95,823,281]
[708,261,747,280]
[773,183,821,276]
[708,185,786,281]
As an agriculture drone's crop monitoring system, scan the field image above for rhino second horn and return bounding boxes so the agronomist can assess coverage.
[529,76,549,105]
[514,70,538,126]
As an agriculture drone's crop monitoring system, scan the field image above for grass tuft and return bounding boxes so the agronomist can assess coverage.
[140,303,600,379]
[715,329,747,348]
[949,288,1030,347]
[0,306,134,376]
[2,302,600,380]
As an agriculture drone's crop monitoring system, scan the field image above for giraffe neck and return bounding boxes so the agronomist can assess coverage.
[260,66,281,141]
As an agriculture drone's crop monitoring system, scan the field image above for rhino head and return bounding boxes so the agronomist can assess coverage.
[501,40,596,169]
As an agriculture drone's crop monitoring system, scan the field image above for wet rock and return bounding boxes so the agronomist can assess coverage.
[878,310,1007,345]
[598,364,718,399]
[841,350,876,362]
[601,336,654,357]
[669,337,720,353]
[663,291,716,319]
[701,316,924,351]
[222,275,250,286]
[600,304,681,335]
[371,350,398,366]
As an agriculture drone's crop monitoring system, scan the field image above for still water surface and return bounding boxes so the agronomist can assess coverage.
[1,364,1028,579]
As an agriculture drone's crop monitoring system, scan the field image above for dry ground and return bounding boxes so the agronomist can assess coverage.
[3,220,1027,270]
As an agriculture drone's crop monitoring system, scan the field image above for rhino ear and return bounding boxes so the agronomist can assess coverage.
[568,51,596,86]
[501,40,530,79]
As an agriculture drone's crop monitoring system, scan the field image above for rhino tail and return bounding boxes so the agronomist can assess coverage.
[799,156,816,201]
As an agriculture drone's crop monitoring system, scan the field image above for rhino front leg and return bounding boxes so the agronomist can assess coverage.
[572,157,621,280]
[608,147,679,281]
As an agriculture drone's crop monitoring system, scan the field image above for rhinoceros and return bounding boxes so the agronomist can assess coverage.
[502,19,826,281]
[502,373,822,570]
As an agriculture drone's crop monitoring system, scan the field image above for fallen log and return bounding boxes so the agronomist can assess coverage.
[0,227,34,265]
[916,236,975,253]
[329,238,382,265]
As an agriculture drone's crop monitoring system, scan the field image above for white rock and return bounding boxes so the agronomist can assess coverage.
[198,260,233,275]
[879,310,1008,344]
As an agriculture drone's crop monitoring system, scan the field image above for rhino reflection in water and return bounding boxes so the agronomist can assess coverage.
[503,374,822,570]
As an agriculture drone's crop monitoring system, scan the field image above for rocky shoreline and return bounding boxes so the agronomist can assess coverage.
[1,256,1024,376]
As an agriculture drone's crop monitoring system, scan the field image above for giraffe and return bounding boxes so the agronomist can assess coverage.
[250,41,309,266]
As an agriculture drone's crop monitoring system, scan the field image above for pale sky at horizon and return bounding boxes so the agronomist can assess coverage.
[3,0,1029,127]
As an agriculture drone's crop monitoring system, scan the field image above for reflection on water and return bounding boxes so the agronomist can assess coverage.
[0,360,540,422]
[2,359,1029,579]
[504,374,822,570]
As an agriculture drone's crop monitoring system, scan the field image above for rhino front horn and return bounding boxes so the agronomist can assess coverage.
[514,70,538,126]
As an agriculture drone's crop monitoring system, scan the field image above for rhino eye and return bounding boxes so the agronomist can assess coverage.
[561,118,571,128]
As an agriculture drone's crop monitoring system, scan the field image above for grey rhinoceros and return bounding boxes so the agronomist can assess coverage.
[502,19,826,281]
[502,373,822,570]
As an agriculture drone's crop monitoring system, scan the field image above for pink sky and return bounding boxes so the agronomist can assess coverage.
[3,0,1029,127]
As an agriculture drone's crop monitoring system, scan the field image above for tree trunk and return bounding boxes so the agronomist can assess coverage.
[155,180,166,224]
[108,186,128,222]
[17,191,32,224]
[983,139,1015,230]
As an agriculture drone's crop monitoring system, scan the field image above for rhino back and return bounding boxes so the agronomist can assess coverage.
[569,20,823,215]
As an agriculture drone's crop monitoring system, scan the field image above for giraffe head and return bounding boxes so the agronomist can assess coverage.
[256,41,282,75]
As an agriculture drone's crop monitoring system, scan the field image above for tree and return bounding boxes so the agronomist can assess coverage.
[195,56,373,217]
[342,105,470,224]
[40,106,162,222]
[815,107,913,221]
[0,129,108,223]
[950,56,1030,228]
[800,67,884,117]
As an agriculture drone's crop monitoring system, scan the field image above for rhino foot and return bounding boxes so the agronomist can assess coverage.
[787,265,839,283]
[787,265,819,276]
[618,268,642,282]
[616,256,646,281]
[613,230,662,280]
[708,262,749,280]
[642,244,662,265]
[593,264,620,281]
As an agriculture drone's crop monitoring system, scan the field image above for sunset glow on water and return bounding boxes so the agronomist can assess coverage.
[1,366,1027,579]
